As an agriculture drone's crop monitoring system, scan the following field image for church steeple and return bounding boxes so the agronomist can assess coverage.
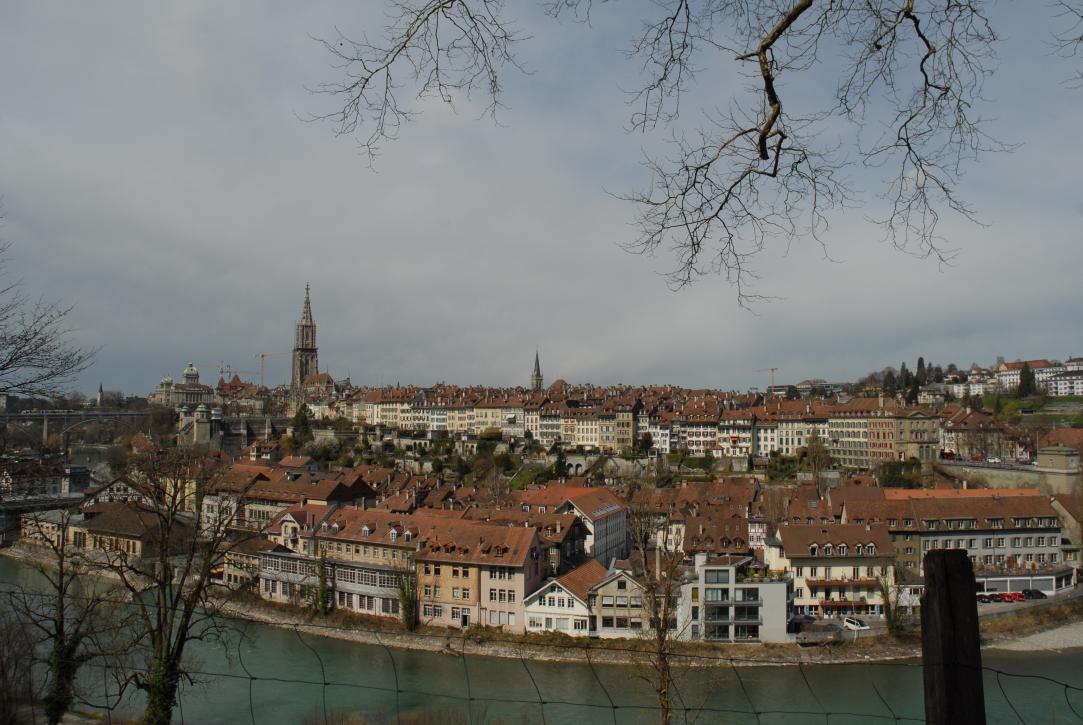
[291,285,318,391]
[531,350,543,391]
[301,283,313,325]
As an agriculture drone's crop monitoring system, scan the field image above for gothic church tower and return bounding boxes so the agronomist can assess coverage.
[291,285,319,391]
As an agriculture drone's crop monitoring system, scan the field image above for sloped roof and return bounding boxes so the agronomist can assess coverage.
[554,559,608,602]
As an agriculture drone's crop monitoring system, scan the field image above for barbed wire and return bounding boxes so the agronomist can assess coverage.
[3,582,1083,723]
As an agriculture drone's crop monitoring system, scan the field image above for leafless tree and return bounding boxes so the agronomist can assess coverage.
[103,447,255,725]
[1053,1,1083,86]
[0,606,35,725]
[0,241,95,398]
[313,2,1083,304]
[628,504,689,725]
[12,510,129,725]
[875,574,905,638]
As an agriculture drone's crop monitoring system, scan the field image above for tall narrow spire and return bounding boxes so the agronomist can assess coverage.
[531,350,543,391]
[301,283,313,324]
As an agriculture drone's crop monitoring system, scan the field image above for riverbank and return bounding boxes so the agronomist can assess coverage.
[222,592,923,668]
[6,545,1081,670]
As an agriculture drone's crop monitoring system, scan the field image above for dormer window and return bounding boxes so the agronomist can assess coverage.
[405,531,413,542]
[837,544,847,556]
[854,544,863,555]
[867,544,876,556]
[823,544,833,556]
[809,544,818,557]
[361,525,370,537]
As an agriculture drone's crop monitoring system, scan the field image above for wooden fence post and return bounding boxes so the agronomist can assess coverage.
[921,549,986,724]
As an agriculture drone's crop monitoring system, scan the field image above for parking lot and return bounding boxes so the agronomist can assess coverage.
[977,586,1082,617]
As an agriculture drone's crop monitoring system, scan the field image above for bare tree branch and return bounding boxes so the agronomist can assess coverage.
[318,2,1071,302]
[0,240,96,398]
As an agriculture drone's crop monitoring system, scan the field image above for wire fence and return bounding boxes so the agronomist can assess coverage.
[3,584,1083,724]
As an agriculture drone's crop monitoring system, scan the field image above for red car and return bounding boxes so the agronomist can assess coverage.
[1001,592,1025,603]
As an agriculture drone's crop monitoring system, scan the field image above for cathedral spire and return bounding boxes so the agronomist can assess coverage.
[301,283,313,325]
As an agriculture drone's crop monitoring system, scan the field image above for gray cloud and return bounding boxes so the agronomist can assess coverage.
[0,1,1079,396]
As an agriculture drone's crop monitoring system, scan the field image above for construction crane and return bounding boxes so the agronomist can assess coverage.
[216,363,260,380]
[256,351,290,388]
[755,367,780,391]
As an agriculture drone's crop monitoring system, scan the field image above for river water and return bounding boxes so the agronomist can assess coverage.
[3,556,1082,724]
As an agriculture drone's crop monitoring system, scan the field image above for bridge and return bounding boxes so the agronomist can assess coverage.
[0,410,153,443]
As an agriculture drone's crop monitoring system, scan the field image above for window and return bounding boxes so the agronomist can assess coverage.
[736,588,758,602]
[617,579,627,590]
[704,589,728,602]
[705,570,730,584]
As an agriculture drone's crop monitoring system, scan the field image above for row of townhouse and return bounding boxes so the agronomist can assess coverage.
[347,382,1037,468]
[352,388,641,453]
[525,522,901,642]
[254,479,629,632]
[524,552,794,643]
[840,490,1068,570]
[259,505,549,631]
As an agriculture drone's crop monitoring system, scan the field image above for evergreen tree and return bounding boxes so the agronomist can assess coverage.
[292,404,314,449]
[315,552,329,615]
[916,357,927,386]
[898,362,912,390]
[1017,363,1037,398]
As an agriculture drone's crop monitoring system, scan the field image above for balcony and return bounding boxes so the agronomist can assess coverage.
[806,578,879,589]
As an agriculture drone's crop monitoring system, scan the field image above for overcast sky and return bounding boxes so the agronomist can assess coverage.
[1,2,1080,396]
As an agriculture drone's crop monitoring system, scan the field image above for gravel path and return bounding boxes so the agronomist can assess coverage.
[991,620,1083,652]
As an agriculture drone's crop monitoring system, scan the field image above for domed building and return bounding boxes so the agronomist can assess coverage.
[148,363,214,408]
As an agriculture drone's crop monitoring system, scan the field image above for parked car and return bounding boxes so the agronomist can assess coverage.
[987,592,1005,603]
[1022,589,1047,600]
[987,457,1002,464]
[842,617,870,631]
[976,593,993,603]
[1002,592,1025,603]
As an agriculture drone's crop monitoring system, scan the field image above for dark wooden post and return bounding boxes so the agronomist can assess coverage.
[921,549,986,724]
